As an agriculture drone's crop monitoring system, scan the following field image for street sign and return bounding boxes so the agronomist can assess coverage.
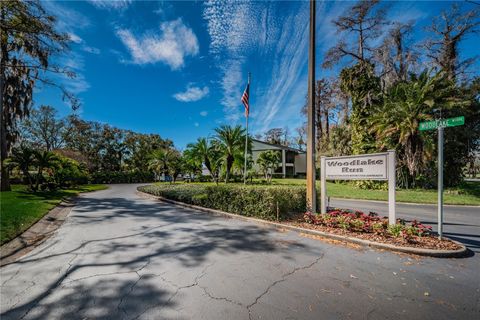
[419,115,466,239]
[419,116,464,131]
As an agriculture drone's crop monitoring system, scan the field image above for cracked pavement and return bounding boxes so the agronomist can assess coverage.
[1,184,479,319]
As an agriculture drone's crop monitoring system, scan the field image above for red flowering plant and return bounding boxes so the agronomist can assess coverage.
[303,208,432,241]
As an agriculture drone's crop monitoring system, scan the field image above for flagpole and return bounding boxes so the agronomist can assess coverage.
[243,72,250,184]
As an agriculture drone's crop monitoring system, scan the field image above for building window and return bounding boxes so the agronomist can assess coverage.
[285,151,296,163]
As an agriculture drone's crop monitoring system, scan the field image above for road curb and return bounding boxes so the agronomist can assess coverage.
[137,190,468,258]
[0,198,76,267]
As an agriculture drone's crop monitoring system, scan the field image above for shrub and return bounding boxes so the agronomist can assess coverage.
[53,156,89,187]
[138,184,306,221]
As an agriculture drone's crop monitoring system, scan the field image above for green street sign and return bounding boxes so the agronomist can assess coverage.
[419,116,465,131]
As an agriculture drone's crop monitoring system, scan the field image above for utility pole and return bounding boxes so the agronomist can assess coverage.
[306,0,316,212]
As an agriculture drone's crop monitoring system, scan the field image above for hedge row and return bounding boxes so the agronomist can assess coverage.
[138,184,307,221]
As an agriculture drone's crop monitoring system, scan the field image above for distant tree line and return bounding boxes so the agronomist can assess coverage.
[8,104,177,190]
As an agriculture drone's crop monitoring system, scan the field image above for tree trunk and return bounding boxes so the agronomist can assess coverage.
[35,166,43,191]
[325,108,330,141]
[23,169,33,190]
[225,156,233,183]
[0,118,9,191]
[0,8,10,191]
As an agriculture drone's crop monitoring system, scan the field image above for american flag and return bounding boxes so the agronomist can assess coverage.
[241,82,249,118]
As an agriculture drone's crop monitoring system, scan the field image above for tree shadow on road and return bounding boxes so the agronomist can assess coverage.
[1,193,310,319]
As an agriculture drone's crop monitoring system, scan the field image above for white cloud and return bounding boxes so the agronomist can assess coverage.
[66,34,100,54]
[44,2,91,31]
[82,46,101,55]
[43,2,92,97]
[219,59,244,109]
[203,0,311,131]
[200,111,208,117]
[87,0,132,10]
[58,53,90,94]
[68,32,83,44]
[174,85,209,102]
[203,1,260,116]
[254,6,310,132]
[194,122,200,127]
[116,19,199,70]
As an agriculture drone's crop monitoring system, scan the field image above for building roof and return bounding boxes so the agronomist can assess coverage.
[251,139,305,153]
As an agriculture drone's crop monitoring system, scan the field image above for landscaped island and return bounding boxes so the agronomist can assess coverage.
[141,179,480,206]
[138,182,467,252]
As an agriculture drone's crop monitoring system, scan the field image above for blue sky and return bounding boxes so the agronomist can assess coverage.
[36,0,480,149]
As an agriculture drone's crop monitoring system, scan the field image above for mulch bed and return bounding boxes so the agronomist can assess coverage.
[285,217,462,251]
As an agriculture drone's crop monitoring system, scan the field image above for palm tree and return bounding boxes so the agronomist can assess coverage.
[187,138,211,176]
[148,148,181,183]
[369,70,460,187]
[182,148,202,181]
[7,146,35,189]
[32,150,59,191]
[149,149,169,181]
[256,150,280,183]
[214,125,247,183]
[186,137,222,184]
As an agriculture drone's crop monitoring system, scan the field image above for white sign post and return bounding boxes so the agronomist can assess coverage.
[320,150,396,225]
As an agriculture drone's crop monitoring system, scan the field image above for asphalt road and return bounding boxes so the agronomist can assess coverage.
[329,198,480,252]
[1,184,479,319]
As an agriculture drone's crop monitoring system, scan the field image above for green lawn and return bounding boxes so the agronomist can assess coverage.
[159,178,480,206]
[0,184,107,245]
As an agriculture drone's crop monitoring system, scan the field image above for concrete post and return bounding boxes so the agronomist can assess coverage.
[388,150,396,225]
[320,156,326,214]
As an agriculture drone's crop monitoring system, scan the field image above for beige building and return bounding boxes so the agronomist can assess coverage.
[251,139,306,178]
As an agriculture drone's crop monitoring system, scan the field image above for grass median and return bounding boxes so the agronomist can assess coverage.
[0,184,107,245]
[275,179,480,206]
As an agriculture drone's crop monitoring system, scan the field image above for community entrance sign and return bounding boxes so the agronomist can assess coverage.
[419,116,465,239]
[320,151,396,225]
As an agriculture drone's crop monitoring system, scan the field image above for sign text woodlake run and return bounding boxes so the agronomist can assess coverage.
[320,151,396,224]
[324,153,388,180]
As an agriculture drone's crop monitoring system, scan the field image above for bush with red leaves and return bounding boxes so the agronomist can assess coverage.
[304,209,432,242]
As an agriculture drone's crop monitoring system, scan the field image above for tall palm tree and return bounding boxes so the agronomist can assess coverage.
[32,150,59,191]
[369,70,460,187]
[214,125,247,183]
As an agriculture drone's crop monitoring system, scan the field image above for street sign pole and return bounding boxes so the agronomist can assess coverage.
[438,126,444,240]
[419,116,465,240]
